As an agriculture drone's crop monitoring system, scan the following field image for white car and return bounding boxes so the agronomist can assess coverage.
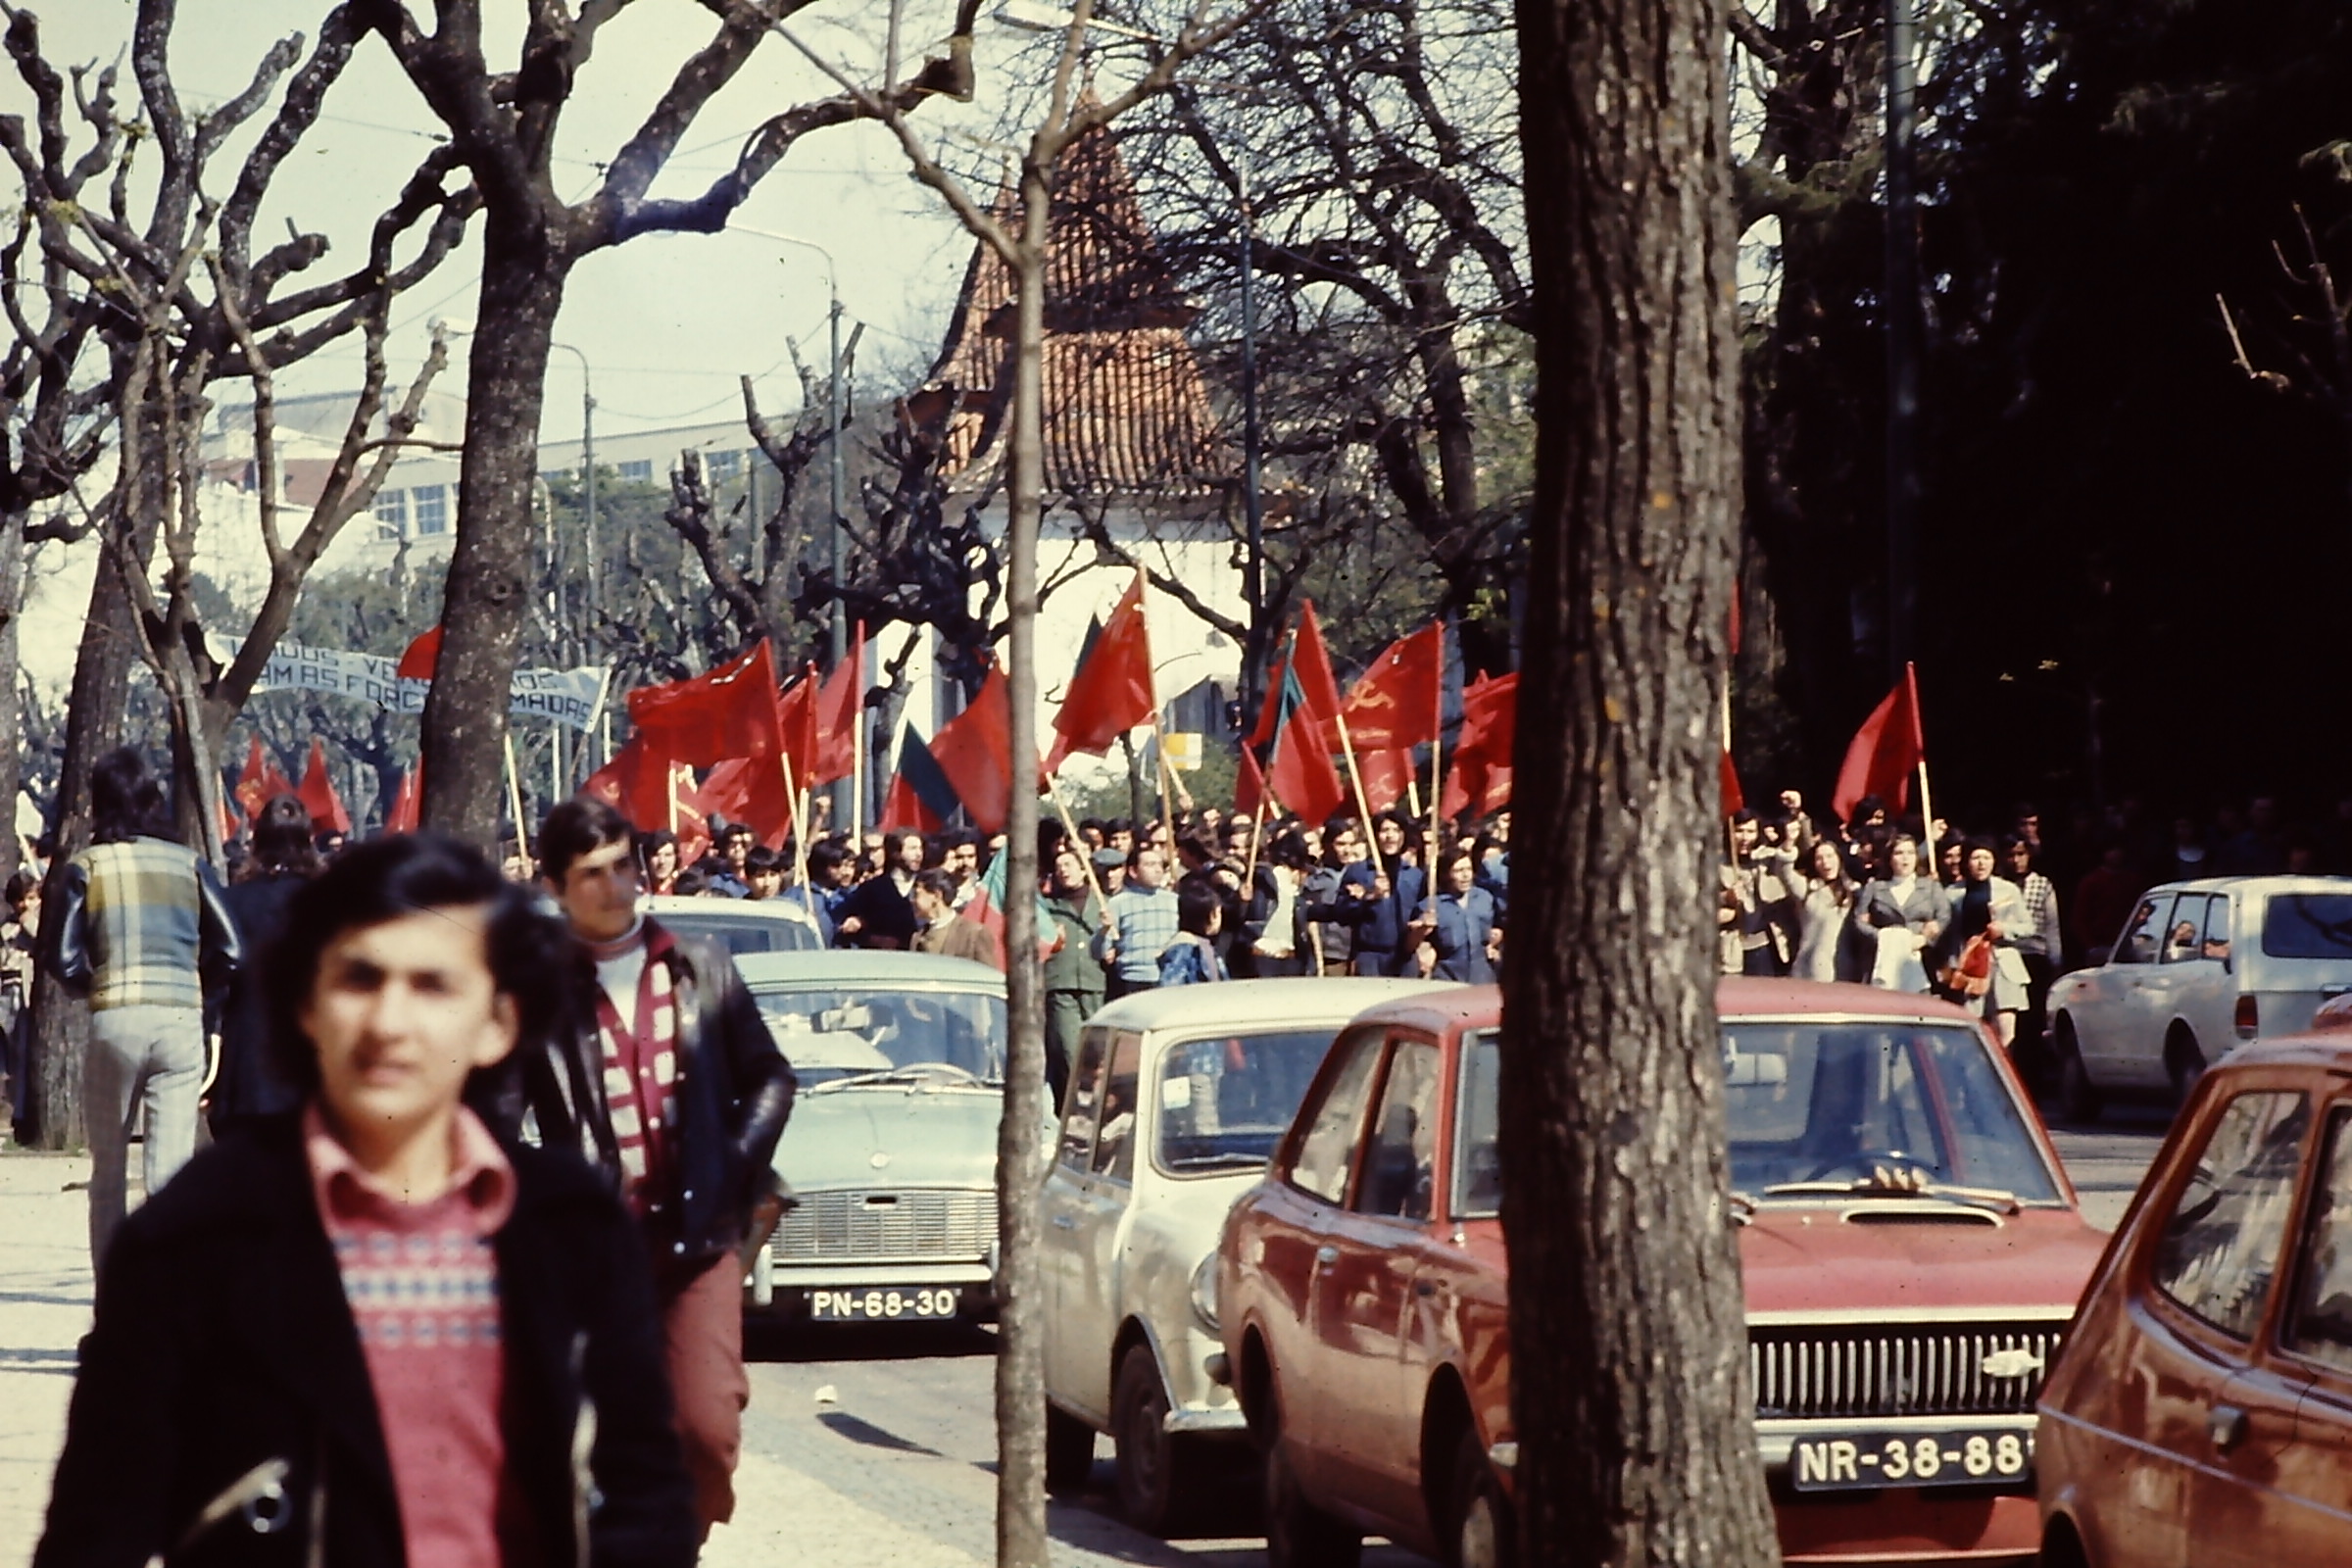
[1040,976,1455,1534]
[2048,874,2352,1117]
[642,892,822,955]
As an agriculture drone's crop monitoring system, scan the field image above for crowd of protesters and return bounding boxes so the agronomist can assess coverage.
[1714,786,2352,1072]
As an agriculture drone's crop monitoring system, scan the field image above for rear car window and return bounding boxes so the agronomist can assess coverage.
[1154,1029,1331,1177]
[2151,1090,2310,1340]
[2262,895,2352,960]
[2286,1108,2352,1373]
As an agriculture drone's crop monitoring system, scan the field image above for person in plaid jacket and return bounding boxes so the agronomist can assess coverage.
[49,746,240,1267]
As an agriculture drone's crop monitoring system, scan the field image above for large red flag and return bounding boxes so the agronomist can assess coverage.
[1233,743,1267,820]
[1337,621,1445,753]
[1441,673,1518,820]
[1048,576,1154,773]
[1831,662,1925,822]
[812,623,864,787]
[396,625,443,681]
[1356,748,1415,815]
[297,738,352,836]
[387,763,422,834]
[696,757,798,850]
[233,735,296,824]
[626,641,786,767]
[1267,709,1346,824]
[1291,602,1346,728]
[931,663,1015,834]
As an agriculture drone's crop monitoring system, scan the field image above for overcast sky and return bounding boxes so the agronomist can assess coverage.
[12,2,1083,439]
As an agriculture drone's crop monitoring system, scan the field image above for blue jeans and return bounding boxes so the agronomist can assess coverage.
[85,1004,206,1270]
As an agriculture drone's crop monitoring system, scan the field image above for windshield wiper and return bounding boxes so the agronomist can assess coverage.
[1758,1173,2022,1215]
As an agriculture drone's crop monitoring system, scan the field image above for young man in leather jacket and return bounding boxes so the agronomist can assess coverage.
[532,798,798,1540]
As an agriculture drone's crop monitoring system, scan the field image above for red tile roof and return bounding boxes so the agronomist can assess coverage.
[934,122,1222,496]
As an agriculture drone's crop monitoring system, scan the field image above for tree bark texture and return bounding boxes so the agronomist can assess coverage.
[1500,0,1780,1563]
[418,233,562,851]
[991,172,1053,1568]
[0,508,24,881]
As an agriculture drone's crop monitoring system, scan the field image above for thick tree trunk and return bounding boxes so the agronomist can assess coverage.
[0,509,24,882]
[991,179,1053,1568]
[1500,0,1780,1565]
[28,507,160,1150]
[420,230,564,851]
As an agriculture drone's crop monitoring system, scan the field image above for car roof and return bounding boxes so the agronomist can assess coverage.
[2205,1032,2352,1071]
[1333,977,1985,1036]
[2138,876,2352,898]
[731,949,1005,993]
[644,895,817,926]
[1084,977,1460,1034]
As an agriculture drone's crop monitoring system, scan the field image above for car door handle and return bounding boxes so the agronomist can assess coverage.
[1413,1279,1440,1298]
[2210,1404,2249,1452]
[1051,1214,1078,1230]
[1315,1246,1340,1268]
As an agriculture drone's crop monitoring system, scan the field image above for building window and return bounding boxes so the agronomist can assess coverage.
[618,459,654,484]
[373,486,409,540]
[413,485,449,536]
[708,449,743,482]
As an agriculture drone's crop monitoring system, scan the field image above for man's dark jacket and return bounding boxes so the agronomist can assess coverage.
[35,1118,696,1568]
[527,924,797,1269]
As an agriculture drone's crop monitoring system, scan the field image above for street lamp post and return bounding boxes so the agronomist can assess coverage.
[1236,155,1264,727]
[551,342,598,630]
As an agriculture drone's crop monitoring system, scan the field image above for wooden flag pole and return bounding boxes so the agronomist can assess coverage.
[1330,709,1388,882]
[1241,787,1270,890]
[779,749,811,893]
[502,733,531,858]
[1916,759,1938,860]
[1427,651,1446,844]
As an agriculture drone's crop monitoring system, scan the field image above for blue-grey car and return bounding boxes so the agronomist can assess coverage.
[738,950,1010,1324]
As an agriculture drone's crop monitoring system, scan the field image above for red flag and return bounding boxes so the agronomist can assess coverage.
[1246,644,1289,753]
[1337,621,1445,753]
[1357,748,1415,814]
[296,738,352,836]
[396,625,443,682]
[1831,663,1925,822]
[697,757,797,850]
[1721,748,1744,815]
[585,739,710,866]
[1291,602,1346,727]
[812,623,864,787]
[387,763,422,834]
[1441,673,1518,820]
[931,663,1015,834]
[1234,744,1267,820]
[1048,575,1155,772]
[1267,705,1346,825]
[777,667,822,792]
[234,735,295,824]
[626,641,786,767]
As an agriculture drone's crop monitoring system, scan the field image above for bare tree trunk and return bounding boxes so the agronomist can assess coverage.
[0,509,24,882]
[29,503,159,1150]
[420,235,564,850]
[1499,0,1779,1564]
[993,179,1052,1568]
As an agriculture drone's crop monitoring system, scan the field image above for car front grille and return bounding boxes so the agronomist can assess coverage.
[1750,1321,2067,1420]
[771,1189,996,1264]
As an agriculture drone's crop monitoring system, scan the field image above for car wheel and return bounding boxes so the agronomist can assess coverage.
[1045,1400,1096,1497]
[1448,1426,1514,1568]
[1114,1345,1201,1535]
[2053,1018,2102,1124]
[2166,1028,2207,1104]
[1264,1391,1362,1568]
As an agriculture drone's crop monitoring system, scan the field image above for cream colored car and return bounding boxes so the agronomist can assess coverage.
[1041,977,1454,1535]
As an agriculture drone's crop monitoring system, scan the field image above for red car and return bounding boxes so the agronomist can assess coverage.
[1216,979,2106,1568]
[2036,1033,2352,1565]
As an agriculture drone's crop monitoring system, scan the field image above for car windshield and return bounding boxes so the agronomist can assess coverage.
[1721,1021,2062,1203]
[753,987,1006,1086]
[2262,895,2352,960]
[657,908,820,955]
[1154,1029,1333,1175]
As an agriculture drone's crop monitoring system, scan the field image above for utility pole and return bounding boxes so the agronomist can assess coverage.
[1885,0,1921,682]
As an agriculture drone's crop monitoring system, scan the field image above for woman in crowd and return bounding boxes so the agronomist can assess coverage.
[1158,878,1229,986]
[1301,817,1364,975]
[1849,832,1946,993]
[1940,837,2034,1051]
[1417,847,1502,983]
[1790,836,1857,983]
[1237,830,1312,978]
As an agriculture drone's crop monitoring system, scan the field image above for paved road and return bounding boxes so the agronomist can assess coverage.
[737,1108,2170,1566]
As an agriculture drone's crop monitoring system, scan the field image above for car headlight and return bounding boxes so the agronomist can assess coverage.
[1190,1251,1220,1335]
